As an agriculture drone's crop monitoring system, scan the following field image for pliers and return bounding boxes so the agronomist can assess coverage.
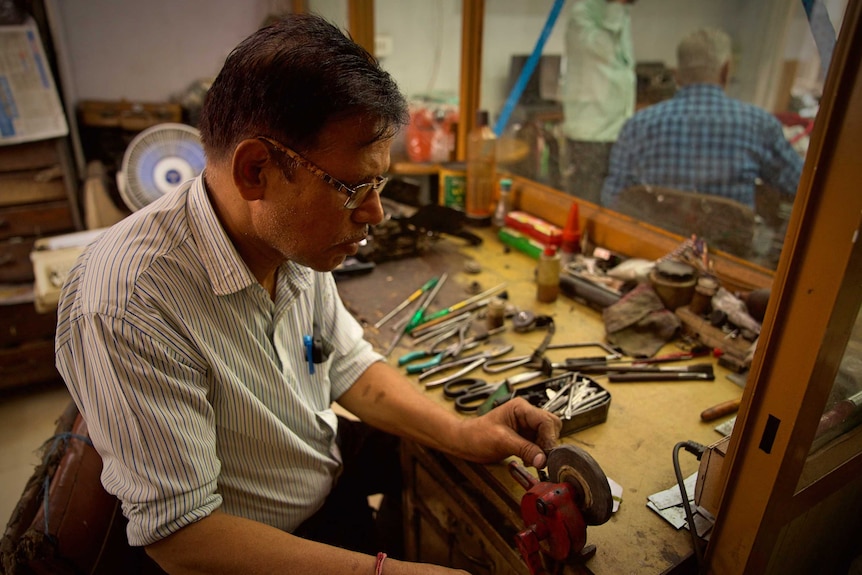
[399,323,506,375]
[398,321,471,374]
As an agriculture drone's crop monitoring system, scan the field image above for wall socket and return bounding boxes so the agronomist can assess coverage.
[375,35,393,58]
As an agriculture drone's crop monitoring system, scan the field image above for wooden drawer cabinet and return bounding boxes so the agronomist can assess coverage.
[401,441,592,575]
[0,202,75,284]
[0,237,38,283]
[0,201,76,240]
[0,338,61,389]
[0,138,80,390]
[403,441,527,574]
[0,303,58,349]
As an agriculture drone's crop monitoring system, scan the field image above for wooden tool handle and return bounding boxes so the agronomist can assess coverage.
[701,398,742,421]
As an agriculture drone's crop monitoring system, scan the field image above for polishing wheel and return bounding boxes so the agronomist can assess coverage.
[547,445,613,526]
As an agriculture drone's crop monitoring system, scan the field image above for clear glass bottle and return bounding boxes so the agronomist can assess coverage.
[466,110,497,225]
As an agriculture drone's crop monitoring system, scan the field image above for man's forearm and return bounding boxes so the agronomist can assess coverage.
[146,509,464,574]
[337,361,467,457]
[337,361,559,468]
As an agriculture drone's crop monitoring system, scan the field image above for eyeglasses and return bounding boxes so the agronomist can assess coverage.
[257,136,388,209]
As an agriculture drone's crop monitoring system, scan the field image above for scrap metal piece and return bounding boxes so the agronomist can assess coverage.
[547,445,613,526]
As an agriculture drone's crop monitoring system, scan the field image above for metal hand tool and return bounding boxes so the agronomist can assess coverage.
[559,346,711,371]
[576,362,715,377]
[546,341,622,358]
[482,316,556,374]
[540,375,609,419]
[409,282,507,333]
[442,371,544,413]
[608,370,715,382]
[402,325,508,374]
[461,371,573,414]
[373,275,439,329]
[410,312,473,346]
[421,344,514,388]
[384,273,447,357]
[398,321,472,374]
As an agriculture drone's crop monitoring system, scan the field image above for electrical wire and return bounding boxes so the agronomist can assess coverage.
[672,440,708,572]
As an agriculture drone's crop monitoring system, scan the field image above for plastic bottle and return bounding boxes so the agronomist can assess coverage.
[465,110,497,225]
[536,245,561,303]
[560,202,581,266]
[492,178,513,229]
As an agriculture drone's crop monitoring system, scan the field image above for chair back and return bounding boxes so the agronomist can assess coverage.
[615,185,756,258]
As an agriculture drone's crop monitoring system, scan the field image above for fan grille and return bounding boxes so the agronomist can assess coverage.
[120,123,205,211]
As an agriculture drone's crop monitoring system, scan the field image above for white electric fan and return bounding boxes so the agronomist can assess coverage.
[117,123,206,211]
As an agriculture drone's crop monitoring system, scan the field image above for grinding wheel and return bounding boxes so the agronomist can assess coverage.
[547,445,613,526]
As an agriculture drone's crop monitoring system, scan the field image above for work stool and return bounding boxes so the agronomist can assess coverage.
[0,400,164,574]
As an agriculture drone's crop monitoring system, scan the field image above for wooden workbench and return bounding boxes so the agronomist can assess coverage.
[336,227,744,574]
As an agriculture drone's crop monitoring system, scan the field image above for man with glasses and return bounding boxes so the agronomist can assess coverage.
[55,13,561,575]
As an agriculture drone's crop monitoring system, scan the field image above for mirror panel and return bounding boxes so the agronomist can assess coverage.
[483,0,844,270]
[317,0,846,271]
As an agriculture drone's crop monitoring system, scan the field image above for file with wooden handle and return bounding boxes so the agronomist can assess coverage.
[701,398,742,421]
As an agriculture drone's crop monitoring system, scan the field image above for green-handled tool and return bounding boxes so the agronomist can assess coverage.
[404,273,448,333]
[373,276,439,329]
[410,282,508,333]
[384,273,448,357]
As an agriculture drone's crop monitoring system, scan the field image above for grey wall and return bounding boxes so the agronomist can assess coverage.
[47,0,840,127]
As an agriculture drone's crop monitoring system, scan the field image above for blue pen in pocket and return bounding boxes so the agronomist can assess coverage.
[303,334,315,374]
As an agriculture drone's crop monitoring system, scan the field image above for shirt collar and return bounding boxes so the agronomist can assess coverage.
[186,173,314,298]
[186,173,259,296]
[676,83,726,98]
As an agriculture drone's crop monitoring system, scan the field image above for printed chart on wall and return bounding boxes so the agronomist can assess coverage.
[0,17,68,144]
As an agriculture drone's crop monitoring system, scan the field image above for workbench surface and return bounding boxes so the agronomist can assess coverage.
[336,227,743,574]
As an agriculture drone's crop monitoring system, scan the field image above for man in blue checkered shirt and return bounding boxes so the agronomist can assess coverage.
[600,28,804,210]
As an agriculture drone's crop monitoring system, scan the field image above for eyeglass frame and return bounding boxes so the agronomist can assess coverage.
[257,136,388,209]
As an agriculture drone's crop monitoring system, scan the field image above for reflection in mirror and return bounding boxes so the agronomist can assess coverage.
[339,0,845,269]
[810,298,862,455]
[480,0,846,270]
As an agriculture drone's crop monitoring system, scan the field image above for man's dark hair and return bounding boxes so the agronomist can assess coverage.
[199,13,409,161]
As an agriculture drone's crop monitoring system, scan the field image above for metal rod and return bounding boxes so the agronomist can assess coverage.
[373,276,438,329]
[405,273,448,333]
[410,282,507,333]
[385,274,448,357]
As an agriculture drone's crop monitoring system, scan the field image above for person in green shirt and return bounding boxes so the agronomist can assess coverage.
[562,0,638,204]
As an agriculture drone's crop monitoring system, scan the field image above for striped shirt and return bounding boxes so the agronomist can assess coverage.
[55,174,382,546]
[600,84,804,209]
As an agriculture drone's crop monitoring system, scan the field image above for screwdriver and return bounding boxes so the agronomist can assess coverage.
[405,273,448,333]
[409,282,507,333]
[384,274,447,357]
[373,276,439,329]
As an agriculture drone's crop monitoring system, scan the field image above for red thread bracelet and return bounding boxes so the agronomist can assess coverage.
[375,552,387,575]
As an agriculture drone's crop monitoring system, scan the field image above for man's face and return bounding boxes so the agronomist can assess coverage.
[249,117,391,272]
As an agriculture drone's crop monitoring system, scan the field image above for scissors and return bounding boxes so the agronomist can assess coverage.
[442,371,544,413]
[421,344,514,388]
[483,315,556,374]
